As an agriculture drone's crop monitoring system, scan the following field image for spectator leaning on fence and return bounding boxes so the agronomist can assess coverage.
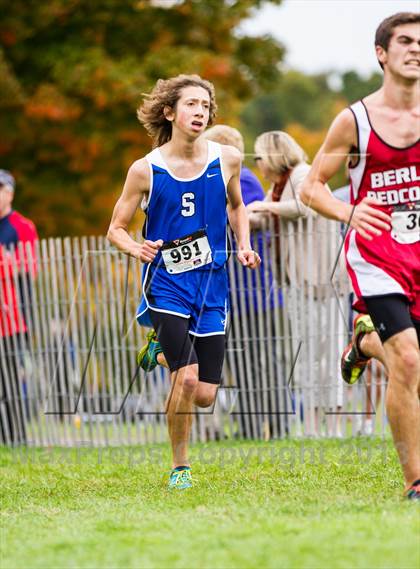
[203,125,284,440]
[247,132,346,437]
[0,169,39,445]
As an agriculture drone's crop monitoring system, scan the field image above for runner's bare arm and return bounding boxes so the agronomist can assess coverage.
[107,159,163,262]
[300,109,391,240]
[224,146,260,269]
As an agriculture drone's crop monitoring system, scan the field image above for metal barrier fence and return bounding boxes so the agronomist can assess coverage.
[0,218,388,447]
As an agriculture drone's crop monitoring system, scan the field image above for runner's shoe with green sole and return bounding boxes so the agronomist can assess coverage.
[168,467,192,490]
[136,329,163,372]
[341,314,375,385]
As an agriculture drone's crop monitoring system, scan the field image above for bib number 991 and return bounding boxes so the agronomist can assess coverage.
[161,229,212,274]
[170,242,202,264]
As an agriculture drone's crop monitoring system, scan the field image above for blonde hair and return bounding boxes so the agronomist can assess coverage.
[137,74,217,147]
[254,131,307,174]
[203,125,244,155]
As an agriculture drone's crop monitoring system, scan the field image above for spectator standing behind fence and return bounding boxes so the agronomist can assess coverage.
[203,125,282,439]
[247,132,346,437]
[0,170,38,445]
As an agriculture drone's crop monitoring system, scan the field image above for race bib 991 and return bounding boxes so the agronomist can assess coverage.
[391,203,420,245]
[161,229,212,274]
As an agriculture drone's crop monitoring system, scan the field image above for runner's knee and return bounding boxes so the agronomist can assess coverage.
[181,373,199,394]
[195,386,217,408]
[397,346,420,376]
[195,394,215,408]
[387,343,420,388]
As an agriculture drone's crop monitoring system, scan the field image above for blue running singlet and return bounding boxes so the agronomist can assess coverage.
[136,140,229,336]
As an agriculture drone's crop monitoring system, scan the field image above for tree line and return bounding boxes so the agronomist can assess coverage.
[0,0,381,237]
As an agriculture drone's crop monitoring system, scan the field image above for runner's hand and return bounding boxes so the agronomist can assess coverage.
[134,239,163,263]
[349,197,391,241]
[237,249,261,269]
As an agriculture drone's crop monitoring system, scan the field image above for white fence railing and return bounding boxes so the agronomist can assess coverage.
[0,219,388,447]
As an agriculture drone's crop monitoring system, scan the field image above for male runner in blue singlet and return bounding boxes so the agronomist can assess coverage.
[107,74,260,489]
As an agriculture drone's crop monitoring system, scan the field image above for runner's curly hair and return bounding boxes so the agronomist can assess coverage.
[137,74,217,147]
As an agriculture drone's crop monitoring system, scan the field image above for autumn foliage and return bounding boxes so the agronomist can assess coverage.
[0,1,382,237]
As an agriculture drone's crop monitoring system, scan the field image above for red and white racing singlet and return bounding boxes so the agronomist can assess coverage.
[344,100,420,319]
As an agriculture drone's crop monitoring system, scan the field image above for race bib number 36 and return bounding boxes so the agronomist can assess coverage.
[391,203,420,245]
[161,229,212,274]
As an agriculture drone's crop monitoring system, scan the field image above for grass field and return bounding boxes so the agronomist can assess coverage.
[1,438,419,569]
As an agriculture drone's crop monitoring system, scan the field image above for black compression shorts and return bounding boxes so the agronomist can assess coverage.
[149,310,225,384]
[363,293,420,344]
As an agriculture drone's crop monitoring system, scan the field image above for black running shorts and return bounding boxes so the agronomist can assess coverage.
[362,293,420,344]
[149,310,225,384]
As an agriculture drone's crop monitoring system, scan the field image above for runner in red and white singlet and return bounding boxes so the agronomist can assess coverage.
[301,12,420,500]
[345,100,420,320]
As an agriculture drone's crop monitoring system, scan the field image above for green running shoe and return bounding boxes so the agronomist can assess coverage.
[341,314,375,385]
[168,467,192,490]
[136,329,163,372]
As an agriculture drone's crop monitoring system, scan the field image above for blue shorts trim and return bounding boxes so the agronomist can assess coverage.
[136,263,228,335]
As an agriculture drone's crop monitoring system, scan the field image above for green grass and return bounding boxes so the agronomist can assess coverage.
[1,438,419,569]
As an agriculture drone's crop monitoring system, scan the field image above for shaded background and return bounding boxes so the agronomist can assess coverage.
[0,0,386,237]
